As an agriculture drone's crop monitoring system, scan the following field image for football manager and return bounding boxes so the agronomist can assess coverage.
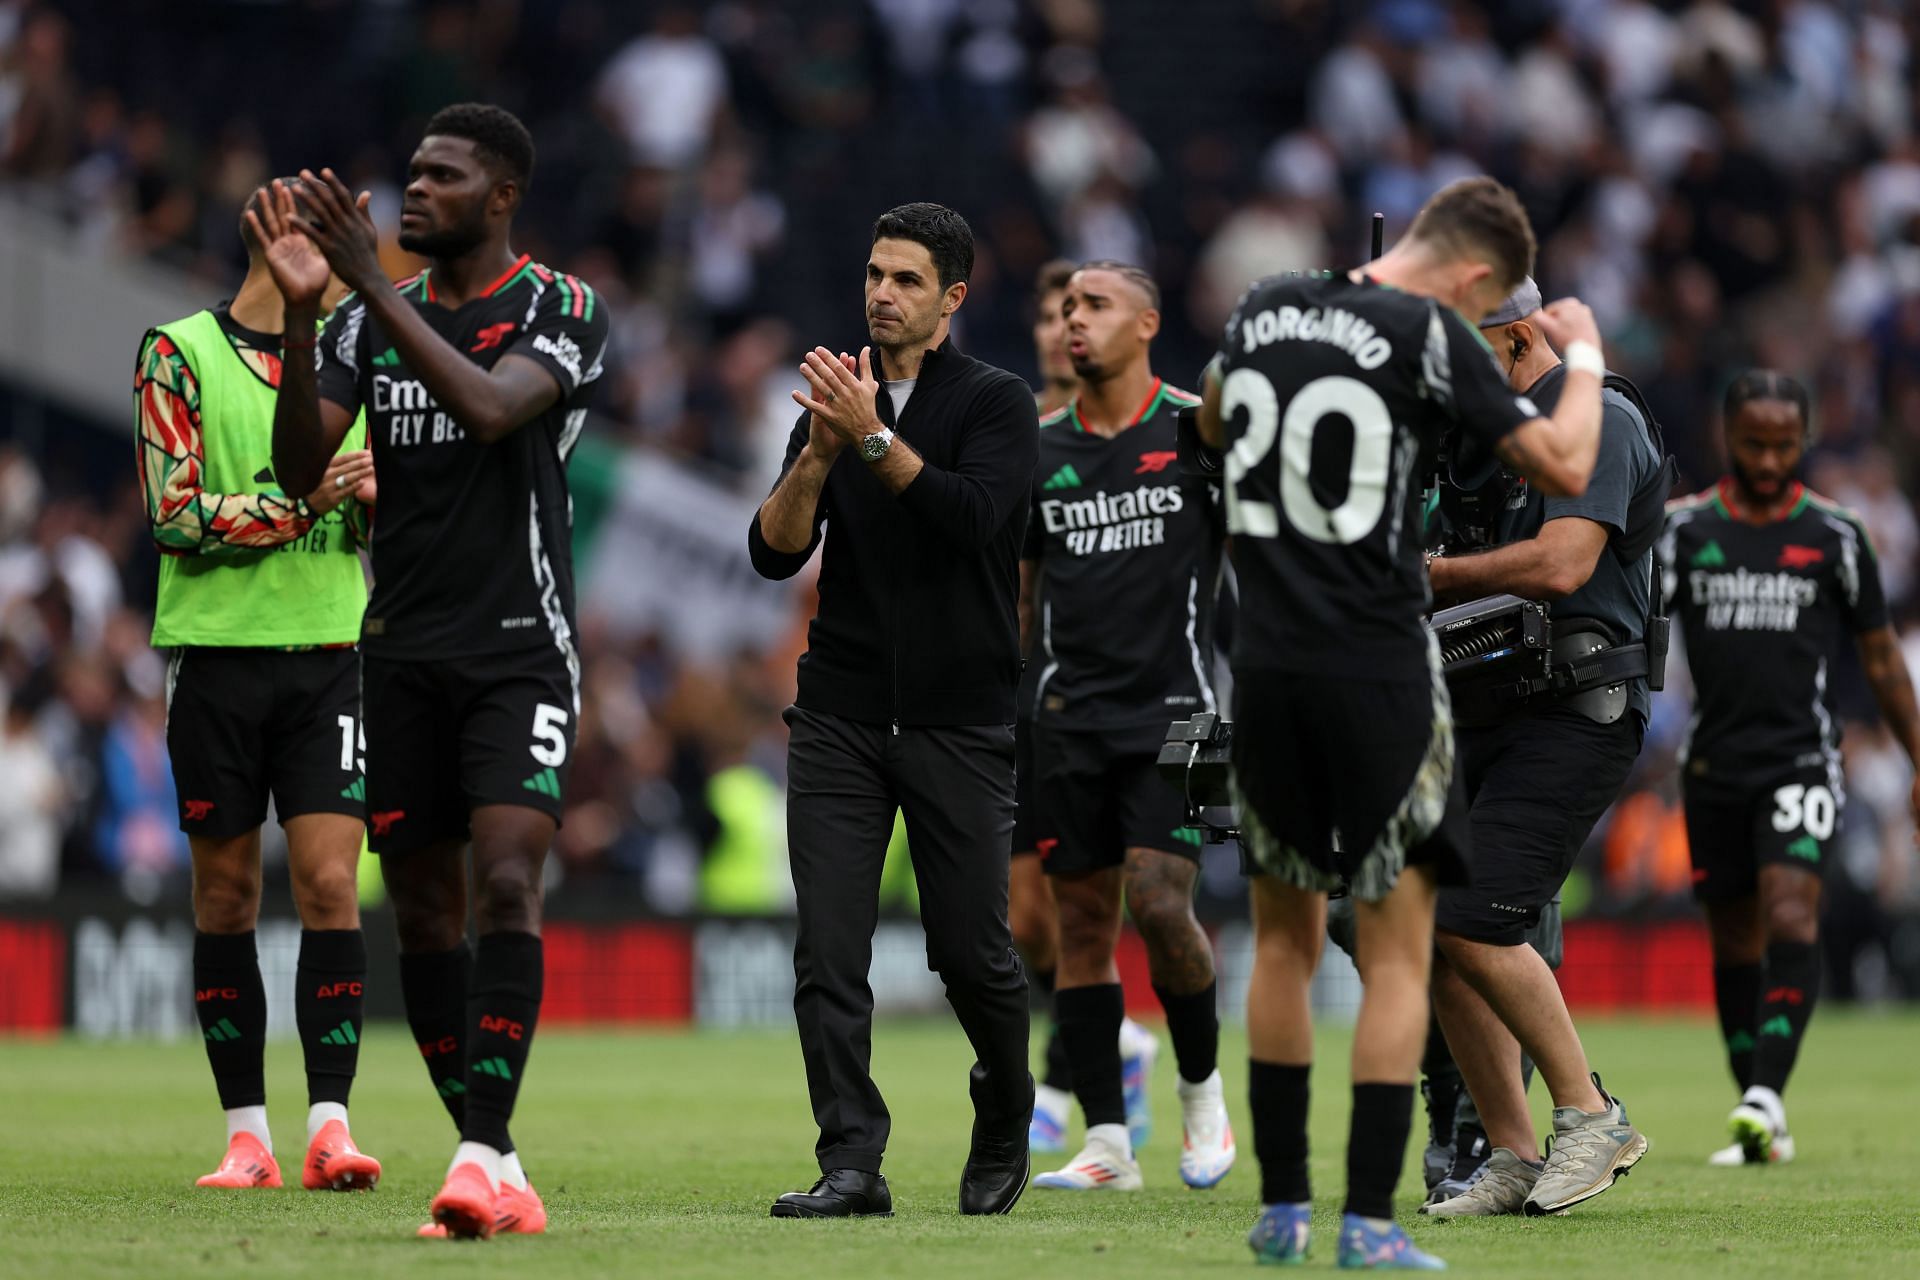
[749,202,1039,1219]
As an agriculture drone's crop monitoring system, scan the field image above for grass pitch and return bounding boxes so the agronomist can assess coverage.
[4,1011,1917,1277]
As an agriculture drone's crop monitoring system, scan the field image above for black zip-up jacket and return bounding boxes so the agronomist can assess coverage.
[748,341,1039,727]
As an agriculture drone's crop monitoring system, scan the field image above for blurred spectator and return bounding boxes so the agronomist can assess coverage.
[595,4,730,172]
[0,687,61,898]
[1023,46,1155,216]
[91,686,183,895]
[683,147,785,332]
[1309,20,1404,169]
[1189,162,1331,337]
[0,0,1918,970]
[1415,2,1509,149]
[0,6,78,178]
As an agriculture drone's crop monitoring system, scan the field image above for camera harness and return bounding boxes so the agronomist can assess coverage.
[1435,363,1679,724]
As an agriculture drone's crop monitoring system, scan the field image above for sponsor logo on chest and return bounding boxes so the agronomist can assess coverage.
[1041,482,1185,556]
[373,373,466,447]
[1688,562,1820,633]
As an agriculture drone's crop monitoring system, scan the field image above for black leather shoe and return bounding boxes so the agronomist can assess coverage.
[959,1122,1029,1215]
[959,1067,1033,1216]
[770,1168,893,1218]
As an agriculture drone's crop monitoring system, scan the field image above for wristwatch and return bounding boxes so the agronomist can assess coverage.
[859,427,895,463]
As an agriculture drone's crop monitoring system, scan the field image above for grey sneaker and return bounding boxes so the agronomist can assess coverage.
[1423,1125,1491,1205]
[1524,1073,1650,1215]
[1420,1148,1539,1217]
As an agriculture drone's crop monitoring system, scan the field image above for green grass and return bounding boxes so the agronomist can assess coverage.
[4,1012,1918,1277]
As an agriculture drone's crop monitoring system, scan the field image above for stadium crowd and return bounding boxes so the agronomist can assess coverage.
[1,0,1917,996]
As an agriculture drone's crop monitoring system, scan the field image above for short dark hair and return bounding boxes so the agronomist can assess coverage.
[1724,369,1811,431]
[1074,260,1161,311]
[239,176,304,256]
[1407,177,1536,294]
[423,103,535,190]
[871,202,974,290]
[1034,258,1076,301]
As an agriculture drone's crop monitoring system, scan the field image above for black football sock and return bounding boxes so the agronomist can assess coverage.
[460,931,544,1152]
[1043,1025,1074,1094]
[1056,982,1126,1129]
[1344,1082,1415,1221]
[1419,1015,1460,1148]
[1249,1060,1311,1205]
[194,930,268,1111]
[1033,967,1073,1091]
[400,942,473,1128]
[1752,942,1820,1096]
[1152,980,1220,1084]
[1713,962,1761,1092]
[296,929,367,1107]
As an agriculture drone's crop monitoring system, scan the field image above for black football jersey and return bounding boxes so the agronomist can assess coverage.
[1024,381,1224,733]
[1659,482,1888,781]
[316,255,609,665]
[1215,274,1540,677]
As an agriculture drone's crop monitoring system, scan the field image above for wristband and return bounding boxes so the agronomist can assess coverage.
[1564,341,1604,378]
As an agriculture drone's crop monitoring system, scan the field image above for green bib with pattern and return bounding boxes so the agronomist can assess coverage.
[148,309,368,647]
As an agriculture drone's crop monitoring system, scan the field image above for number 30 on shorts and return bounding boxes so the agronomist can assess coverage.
[1770,783,1836,840]
[530,702,570,767]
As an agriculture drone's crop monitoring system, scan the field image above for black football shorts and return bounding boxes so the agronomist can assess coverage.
[1436,705,1642,946]
[1032,723,1200,874]
[362,648,578,855]
[1683,764,1841,903]
[1230,653,1469,903]
[165,646,364,839]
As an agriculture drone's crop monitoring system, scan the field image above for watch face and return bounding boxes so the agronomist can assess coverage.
[862,432,889,461]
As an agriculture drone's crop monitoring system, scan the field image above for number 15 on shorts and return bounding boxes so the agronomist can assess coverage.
[337,714,365,775]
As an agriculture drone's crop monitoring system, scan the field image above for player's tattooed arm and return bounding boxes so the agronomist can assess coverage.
[1858,623,1920,842]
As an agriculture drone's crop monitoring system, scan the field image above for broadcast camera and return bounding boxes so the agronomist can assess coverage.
[1154,712,1239,843]
[1156,596,1556,839]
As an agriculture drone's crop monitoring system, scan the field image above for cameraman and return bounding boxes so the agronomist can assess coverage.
[1420,278,1663,1217]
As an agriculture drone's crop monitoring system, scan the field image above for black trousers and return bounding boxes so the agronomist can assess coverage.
[784,705,1031,1174]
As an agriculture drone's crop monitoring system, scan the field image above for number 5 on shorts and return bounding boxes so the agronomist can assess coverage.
[1770,783,1836,840]
[531,703,569,767]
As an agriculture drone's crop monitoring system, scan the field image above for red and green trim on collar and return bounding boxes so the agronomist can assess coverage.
[1714,477,1808,525]
[1060,378,1197,434]
[413,253,533,305]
